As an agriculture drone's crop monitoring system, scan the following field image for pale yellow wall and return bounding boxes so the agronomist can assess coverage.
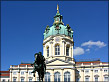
[76,63,109,81]
[43,35,74,60]
[8,34,109,82]
[1,78,9,82]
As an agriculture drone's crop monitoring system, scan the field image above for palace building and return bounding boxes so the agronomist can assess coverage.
[0,5,109,82]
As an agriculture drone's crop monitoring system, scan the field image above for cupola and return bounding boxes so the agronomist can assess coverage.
[43,5,74,39]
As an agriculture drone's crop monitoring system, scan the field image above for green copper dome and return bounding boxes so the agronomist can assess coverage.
[43,5,73,39]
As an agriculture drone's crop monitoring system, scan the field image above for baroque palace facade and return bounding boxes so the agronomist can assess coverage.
[0,5,109,82]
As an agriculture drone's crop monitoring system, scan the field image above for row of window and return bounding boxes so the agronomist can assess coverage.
[12,72,70,82]
[47,44,70,57]
[13,69,108,75]
[12,74,109,82]
[77,76,109,82]
[77,69,108,74]
[2,79,9,82]
[45,72,70,82]
[13,78,32,82]
[13,71,32,75]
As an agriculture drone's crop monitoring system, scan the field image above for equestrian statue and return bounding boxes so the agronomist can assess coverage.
[31,52,46,82]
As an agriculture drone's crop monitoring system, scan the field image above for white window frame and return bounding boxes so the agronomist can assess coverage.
[13,71,17,75]
[29,71,32,75]
[66,46,69,56]
[21,77,24,82]
[95,77,98,82]
[21,71,24,75]
[104,69,108,73]
[2,79,5,82]
[104,76,109,81]
[13,77,17,82]
[85,70,89,73]
[29,78,32,82]
[64,71,70,82]
[47,47,49,57]
[94,70,98,73]
[85,76,90,82]
[54,72,61,82]
[45,72,50,82]
[55,45,60,55]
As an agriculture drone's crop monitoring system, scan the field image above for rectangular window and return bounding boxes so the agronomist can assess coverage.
[95,77,98,82]
[29,78,32,82]
[85,70,89,73]
[2,79,5,82]
[104,70,107,73]
[66,47,69,56]
[13,78,16,82]
[85,77,89,82]
[21,78,24,82]
[47,47,49,57]
[29,71,32,75]
[21,72,24,75]
[13,72,17,75]
[94,70,98,73]
[104,76,109,81]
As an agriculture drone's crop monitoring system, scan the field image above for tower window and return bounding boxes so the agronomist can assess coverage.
[47,47,49,57]
[55,45,60,55]
[66,46,69,56]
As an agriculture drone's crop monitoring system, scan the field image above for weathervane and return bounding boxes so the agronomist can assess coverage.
[57,4,59,13]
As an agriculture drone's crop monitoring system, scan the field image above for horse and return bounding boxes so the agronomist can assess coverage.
[31,52,46,82]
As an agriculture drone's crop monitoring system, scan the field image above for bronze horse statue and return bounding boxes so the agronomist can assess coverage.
[31,52,46,82]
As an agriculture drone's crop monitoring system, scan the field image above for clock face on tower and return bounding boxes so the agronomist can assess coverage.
[55,37,61,42]
[56,26,59,29]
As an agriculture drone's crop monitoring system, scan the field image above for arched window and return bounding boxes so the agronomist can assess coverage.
[104,75,109,81]
[47,47,49,57]
[21,77,24,82]
[54,72,60,82]
[55,44,60,55]
[64,71,70,82]
[85,76,90,82]
[94,75,99,82]
[45,72,50,82]
[13,77,17,82]
[66,46,69,56]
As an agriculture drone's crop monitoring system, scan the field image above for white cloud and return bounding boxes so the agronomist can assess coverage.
[86,49,90,51]
[81,40,106,48]
[74,47,85,56]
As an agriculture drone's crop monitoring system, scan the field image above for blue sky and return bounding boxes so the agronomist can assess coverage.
[1,1,108,71]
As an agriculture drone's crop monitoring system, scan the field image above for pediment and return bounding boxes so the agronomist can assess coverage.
[46,58,74,66]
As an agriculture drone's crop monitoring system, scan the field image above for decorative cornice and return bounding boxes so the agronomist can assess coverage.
[46,58,74,65]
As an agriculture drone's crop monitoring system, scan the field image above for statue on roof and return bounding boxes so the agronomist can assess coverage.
[44,25,50,34]
[31,52,46,82]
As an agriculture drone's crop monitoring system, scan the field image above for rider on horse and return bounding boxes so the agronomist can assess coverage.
[31,52,46,81]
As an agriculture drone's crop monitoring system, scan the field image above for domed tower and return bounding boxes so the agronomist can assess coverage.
[43,5,74,63]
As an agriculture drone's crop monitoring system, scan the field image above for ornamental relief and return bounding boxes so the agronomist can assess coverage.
[55,37,61,42]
